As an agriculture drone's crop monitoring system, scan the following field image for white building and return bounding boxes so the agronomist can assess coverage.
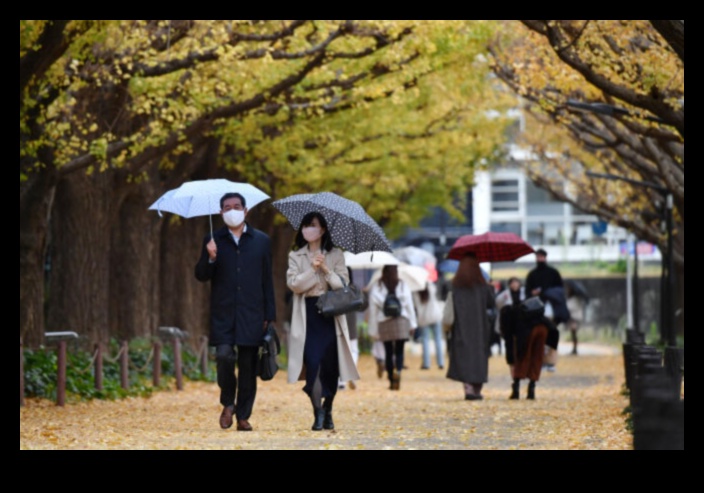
[472,146,661,266]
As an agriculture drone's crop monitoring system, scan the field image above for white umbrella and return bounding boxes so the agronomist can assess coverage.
[344,251,400,270]
[394,246,437,267]
[148,179,270,238]
[366,263,430,292]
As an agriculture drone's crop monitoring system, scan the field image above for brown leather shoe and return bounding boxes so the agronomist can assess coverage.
[220,406,235,430]
[236,419,253,432]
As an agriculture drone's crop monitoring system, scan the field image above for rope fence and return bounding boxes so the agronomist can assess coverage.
[20,328,211,407]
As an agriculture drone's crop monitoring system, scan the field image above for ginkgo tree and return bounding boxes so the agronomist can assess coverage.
[20,20,513,346]
[488,20,684,336]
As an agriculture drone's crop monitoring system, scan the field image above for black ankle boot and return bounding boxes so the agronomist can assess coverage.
[323,397,335,430]
[527,381,536,400]
[312,408,325,431]
[510,379,520,400]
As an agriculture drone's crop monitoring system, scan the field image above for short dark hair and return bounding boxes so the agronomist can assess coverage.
[294,212,335,252]
[535,248,548,257]
[220,192,246,210]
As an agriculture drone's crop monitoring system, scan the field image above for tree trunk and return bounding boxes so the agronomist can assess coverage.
[247,203,296,347]
[20,169,58,348]
[158,215,211,342]
[110,184,163,340]
[47,171,113,346]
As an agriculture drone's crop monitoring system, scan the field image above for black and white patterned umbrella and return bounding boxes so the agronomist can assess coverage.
[272,192,392,254]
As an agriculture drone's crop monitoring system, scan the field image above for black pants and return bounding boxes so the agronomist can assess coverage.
[384,340,406,378]
[216,345,259,421]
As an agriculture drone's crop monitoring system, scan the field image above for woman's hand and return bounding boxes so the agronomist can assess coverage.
[312,253,328,274]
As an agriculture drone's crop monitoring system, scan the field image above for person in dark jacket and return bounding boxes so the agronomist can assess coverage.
[195,192,276,432]
[525,248,564,372]
[497,277,554,400]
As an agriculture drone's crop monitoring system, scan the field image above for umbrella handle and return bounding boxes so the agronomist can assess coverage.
[209,215,213,240]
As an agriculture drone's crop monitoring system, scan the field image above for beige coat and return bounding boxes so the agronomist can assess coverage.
[286,246,361,384]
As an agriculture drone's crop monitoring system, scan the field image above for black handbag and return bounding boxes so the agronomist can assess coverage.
[257,324,281,381]
[520,296,545,319]
[316,274,366,317]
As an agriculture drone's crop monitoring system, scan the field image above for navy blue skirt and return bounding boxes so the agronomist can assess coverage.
[303,297,340,399]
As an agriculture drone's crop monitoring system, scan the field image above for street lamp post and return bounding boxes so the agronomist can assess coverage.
[585,171,676,346]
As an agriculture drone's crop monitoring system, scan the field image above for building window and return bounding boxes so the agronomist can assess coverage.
[528,221,565,246]
[491,179,519,212]
[490,221,522,236]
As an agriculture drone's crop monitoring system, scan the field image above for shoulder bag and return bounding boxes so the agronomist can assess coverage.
[519,296,545,319]
[316,273,366,317]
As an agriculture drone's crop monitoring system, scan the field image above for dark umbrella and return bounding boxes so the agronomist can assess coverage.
[566,279,590,304]
[272,192,392,254]
[447,232,534,263]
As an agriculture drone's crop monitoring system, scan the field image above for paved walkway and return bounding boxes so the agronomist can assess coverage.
[20,341,632,450]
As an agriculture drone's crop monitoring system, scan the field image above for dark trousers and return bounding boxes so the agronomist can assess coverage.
[303,297,339,406]
[216,345,259,421]
[384,340,406,378]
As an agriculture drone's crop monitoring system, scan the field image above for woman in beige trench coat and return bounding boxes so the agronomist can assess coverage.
[287,212,360,431]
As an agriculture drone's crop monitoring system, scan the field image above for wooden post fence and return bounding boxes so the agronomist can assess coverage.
[153,341,162,388]
[94,343,103,391]
[120,340,129,390]
[158,327,187,391]
[44,332,79,407]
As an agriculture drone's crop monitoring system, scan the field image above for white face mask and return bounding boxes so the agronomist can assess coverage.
[223,209,245,228]
[302,226,322,243]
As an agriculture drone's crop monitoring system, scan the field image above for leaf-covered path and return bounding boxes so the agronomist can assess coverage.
[20,344,632,450]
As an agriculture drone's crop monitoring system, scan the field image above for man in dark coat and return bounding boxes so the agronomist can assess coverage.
[525,249,565,372]
[195,192,276,432]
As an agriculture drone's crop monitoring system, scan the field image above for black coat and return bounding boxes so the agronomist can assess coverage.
[195,225,276,347]
[525,263,564,298]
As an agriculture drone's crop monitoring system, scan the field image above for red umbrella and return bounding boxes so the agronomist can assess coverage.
[447,232,535,263]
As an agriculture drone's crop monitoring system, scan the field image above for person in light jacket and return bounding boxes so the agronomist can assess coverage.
[286,212,360,432]
[413,281,445,370]
[368,265,418,390]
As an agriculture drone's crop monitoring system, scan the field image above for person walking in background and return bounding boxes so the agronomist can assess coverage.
[485,276,502,357]
[339,267,364,390]
[525,248,566,373]
[195,192,276,432]
[565,281,586,355]
[413,281,445,370]
[496,276,551,399]
[496,277,526,382]
[442,253,494,401]
[286,212,360,431]
[368,264,418,390]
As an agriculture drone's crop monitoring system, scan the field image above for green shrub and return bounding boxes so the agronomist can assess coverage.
[22,337,216,404]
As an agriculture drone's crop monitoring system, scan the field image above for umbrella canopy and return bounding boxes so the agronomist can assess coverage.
[438,258,459,274]
[447,232,535,263]
[149,179,270,218]
[148,179,270,237]
[344,251,399,270]
[394,246,437,267]
[566,279,590,303]
[272,192,392,254]
[366,263,430,292]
